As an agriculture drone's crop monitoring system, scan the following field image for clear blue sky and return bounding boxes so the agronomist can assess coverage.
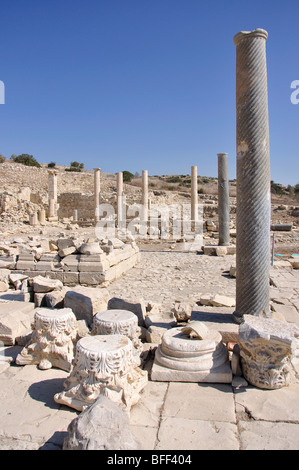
[0,0,298,185]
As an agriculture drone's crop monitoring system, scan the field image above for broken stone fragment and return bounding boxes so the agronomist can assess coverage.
[58,246,77,257]
[79,242,103,255]
[171,301,193,322]
[210,294,235,308]
[32,275,63,293]
[63,395,143,450]
[181,321,210,339]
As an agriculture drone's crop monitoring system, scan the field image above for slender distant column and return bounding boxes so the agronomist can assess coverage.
[117,172,124,223]
[191,166,198,222]
[94,168,101,222]
[48,170,58,218]
[217,153,230,246]
[142,170,148,222]
[233,28,271,323]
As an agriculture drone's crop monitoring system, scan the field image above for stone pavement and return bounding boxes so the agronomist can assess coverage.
[1,345,299,450]
[0,251,298,451]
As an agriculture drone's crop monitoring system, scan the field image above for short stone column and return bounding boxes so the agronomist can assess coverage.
[48,170,58,219]
[233,29,271,323]
[94,168,101,222]
[54,335,148,412]
[92,309,143,365]
[142,169,148,222]
[16,308,78,371]
[73,209,79,221]
[217,153,230,246]
[38,208,46,223]
[191,165,198,222]
[29,212,38,226]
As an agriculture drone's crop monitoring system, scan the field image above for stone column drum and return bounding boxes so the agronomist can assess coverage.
[54,334,148,412]
[94,168,101,222]
[217,153,230,246]
[233,29,271,323]
[92,309,143,365]
[16,308,78,371]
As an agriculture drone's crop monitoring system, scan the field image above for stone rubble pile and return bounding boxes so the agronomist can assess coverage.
[0,235,140,288]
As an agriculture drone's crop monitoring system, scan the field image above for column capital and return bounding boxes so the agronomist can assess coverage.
[233,28,268,46]
[93,168,101,171]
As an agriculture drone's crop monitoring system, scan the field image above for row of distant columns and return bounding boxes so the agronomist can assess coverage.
[45,28,270,329]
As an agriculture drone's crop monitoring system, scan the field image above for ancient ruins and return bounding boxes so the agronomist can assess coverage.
[0,28,298,451]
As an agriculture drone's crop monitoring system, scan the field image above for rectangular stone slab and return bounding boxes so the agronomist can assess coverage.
[151,359,232,383]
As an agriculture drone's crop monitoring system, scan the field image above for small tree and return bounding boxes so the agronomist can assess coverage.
[70,161,80,168]
[48,161,56,168]
[11,154,41,168]
[122,171,134,182]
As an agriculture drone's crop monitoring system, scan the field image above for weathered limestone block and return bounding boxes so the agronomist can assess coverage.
[0,300,36,345]
[16,257,36,271]
[64,286,110,327]
[239,315,299,389]
[79,272,103,285]
[63,272,79,285]
[63,395,143,450]
[0,280,9,292]
[32,275,63,293]
[100,252,140,284]
[54,335,148,412]
[60,254,80,272]
[0,255,16,269]
[78,254,109,272]
[56,238,75,250]
[106,245,136,267]
[151,321,232,383]
[35,254,60,271]
[108,297,146,326]
[16,308,78,371]
[92,309,143,365]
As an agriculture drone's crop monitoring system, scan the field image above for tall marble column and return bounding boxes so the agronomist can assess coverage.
[94,168,101,222]
[191,166,198,222]
[48,170,58,219]
[142,169,148,222]
[233,28,271,323]
[217,153,230,246]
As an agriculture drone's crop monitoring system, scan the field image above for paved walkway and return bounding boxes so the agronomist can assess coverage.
[0,252,298,450]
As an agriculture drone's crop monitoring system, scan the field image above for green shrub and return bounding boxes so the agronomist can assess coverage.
[122,171,134,182]
[65,167,81,172]
[11,154,41,168]
[48,161,56,168]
